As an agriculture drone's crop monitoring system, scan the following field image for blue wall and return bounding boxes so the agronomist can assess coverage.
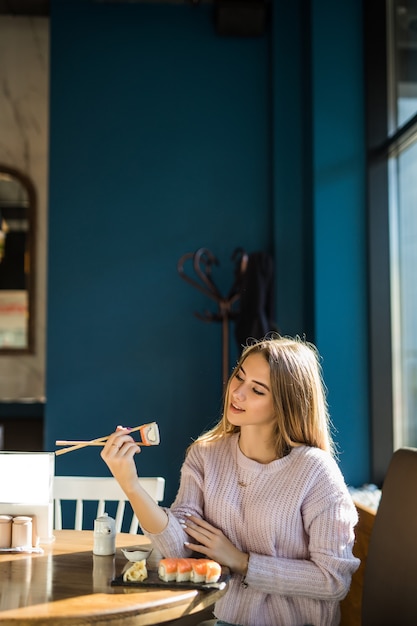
[46,0,369,510]
[312,0,369,484]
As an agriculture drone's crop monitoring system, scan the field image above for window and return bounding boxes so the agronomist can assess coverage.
[388,1,417,448]
[366,0,417,481]
[389,0,417,129]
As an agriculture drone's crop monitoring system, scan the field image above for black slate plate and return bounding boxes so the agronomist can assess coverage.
[111,566,230,591]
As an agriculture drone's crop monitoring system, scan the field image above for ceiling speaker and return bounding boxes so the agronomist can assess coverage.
[214,0,268,37]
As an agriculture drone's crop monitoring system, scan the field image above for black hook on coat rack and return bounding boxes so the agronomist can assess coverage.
[177,247,247,388]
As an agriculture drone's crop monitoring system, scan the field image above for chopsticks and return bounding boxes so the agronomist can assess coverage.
[56,440,123,447]
[55,422,159,456]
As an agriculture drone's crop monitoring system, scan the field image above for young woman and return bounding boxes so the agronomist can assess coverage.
[101,336,360,626]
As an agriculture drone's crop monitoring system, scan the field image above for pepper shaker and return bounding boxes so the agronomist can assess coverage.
[0,514,13,548]
[93,513,116,556]
[11,516,32,549]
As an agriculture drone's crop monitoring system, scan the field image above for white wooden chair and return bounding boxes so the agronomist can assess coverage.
[53,476,165,534]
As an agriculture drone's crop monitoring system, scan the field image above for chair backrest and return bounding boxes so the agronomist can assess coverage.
[361,447,417,625]
[53,476,165,534]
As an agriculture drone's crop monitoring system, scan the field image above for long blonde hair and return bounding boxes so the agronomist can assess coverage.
[193,335,335,459]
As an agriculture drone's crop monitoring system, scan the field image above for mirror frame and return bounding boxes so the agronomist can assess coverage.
[0,164,36,355]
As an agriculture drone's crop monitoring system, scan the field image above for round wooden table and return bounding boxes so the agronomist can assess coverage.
[0,530,227,625]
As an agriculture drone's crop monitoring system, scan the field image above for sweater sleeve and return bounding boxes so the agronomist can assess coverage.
[140,444,206,557]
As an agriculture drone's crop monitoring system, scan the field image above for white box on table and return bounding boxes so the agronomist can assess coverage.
[0,451,55,544]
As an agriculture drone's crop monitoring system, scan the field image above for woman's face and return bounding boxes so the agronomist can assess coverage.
[226,352,275,428]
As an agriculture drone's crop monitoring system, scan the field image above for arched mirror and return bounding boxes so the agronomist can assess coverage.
[0,165,35,353]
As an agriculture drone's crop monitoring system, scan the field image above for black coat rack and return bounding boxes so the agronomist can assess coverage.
[177,247,247,387]
[178,247,277,389]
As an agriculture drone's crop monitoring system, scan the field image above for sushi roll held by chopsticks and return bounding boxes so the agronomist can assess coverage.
[55,421,160,456]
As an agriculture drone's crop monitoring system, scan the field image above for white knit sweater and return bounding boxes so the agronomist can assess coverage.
[144,434,360,626]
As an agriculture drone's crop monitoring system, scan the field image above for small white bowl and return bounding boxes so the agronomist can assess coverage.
[121,547,152,562]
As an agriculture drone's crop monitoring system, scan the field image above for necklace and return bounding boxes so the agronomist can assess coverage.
[237,467,264,488]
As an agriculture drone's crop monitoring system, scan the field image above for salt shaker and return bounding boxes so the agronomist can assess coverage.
[11,516,33,549]
[93,513,116,556]
[0,514,13,548]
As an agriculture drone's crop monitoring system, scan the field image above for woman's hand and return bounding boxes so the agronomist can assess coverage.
[181,514,249,576]
[100,426,141,496]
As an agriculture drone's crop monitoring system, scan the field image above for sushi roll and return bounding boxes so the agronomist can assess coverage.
[158,557,222,584]
[190,558,211,583]
[139,421,160,446]
[176,558,194,582]
[158,558,178,582]
[190,558,221,584]
[205,560,222,583]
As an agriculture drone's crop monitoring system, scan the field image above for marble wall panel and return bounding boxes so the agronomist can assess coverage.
[0,16,49,401]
